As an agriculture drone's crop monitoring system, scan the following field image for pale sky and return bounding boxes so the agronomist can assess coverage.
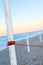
[0,0,43,36]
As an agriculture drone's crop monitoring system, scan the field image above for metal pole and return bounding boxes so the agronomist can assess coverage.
[4,0,17,65]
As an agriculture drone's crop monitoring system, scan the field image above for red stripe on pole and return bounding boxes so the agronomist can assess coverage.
[7,41,15,46]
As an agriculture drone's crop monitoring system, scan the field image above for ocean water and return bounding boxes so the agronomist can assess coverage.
[0,30,43,51]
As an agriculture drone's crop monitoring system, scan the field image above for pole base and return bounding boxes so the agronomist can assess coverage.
[7,41,15,46]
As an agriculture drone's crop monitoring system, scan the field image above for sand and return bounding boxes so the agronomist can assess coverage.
[0,34,43,65]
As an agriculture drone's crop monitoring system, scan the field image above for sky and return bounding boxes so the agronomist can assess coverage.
[0,0,43,36]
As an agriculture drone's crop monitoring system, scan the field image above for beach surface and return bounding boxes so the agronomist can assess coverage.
[0,34,43,65]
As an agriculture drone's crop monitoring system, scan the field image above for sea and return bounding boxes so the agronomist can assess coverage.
[0,30,43,51]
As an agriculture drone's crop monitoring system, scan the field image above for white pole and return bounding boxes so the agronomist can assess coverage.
[26,38,30,52]
[39,35,42,43]
[4,0,17,65]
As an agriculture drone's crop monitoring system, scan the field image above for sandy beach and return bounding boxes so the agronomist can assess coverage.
[0,34,43,65]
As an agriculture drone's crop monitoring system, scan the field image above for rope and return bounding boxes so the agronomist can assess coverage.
[15,44,43,48]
